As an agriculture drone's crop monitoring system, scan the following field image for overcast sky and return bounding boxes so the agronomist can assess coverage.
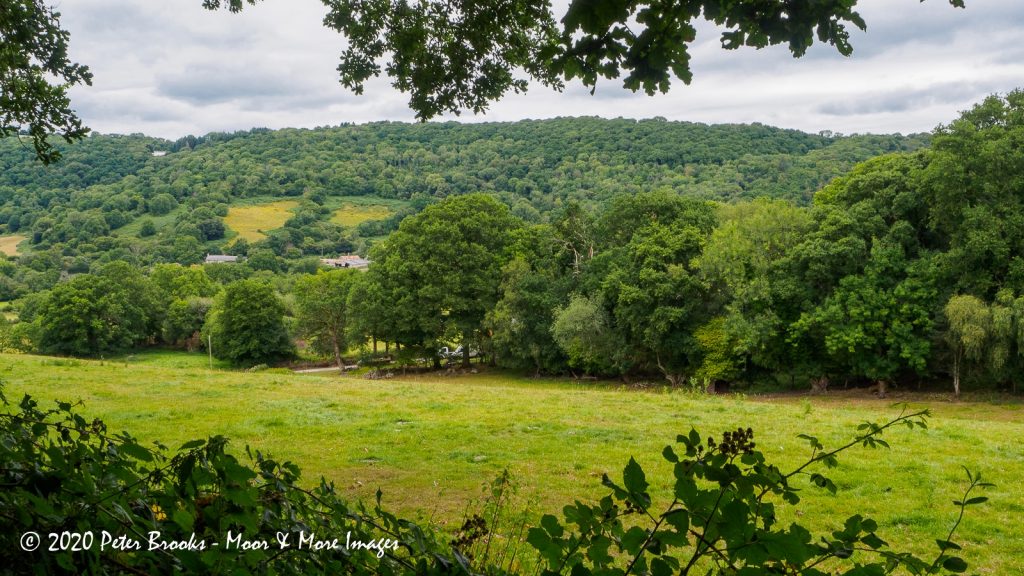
[58,0,1024,139]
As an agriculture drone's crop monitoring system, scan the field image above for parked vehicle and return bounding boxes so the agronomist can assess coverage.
[438,345,479,362]
[451,345,479,359]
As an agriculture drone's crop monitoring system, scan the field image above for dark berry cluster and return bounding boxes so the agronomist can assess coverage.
[709,427,756,456]
[450,514,488,553]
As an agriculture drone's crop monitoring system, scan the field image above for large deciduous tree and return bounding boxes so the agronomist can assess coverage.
[550,294,621,377]
[346,271,394,355]
[370,193,521,367]
[36,275,127,356]
[36,263,159,356]
[793,241,936,386]
[205,279,294,366]
[486,225,570,374]
[205,0,965,121]
[149,264,219,347]
[697,199,814,383]
[596,191,718,385]
[1,0,92,163]
[923,91,1024,297]
[294,268,359,369]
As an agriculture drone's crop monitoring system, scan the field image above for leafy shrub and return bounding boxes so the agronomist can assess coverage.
[527,408,990,575]
[0,390,463,575]
[138,218,157,237]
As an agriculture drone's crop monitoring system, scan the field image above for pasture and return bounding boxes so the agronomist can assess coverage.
[0,234,27,256]
[329,203,393,227]
[3,351,1021,573]
[223,199,299,242]
[114,206,185,236]
[325,195,404,228]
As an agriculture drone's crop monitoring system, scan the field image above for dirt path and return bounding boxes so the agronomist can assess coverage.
[292,366,344,374]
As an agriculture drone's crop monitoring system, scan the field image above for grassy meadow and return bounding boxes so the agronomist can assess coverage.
[324,195,406,228]
[329,203,393,227]
[0,234,27,256]
[114,206,185,237]
[223,199,299,242]
[3,350,1022,573]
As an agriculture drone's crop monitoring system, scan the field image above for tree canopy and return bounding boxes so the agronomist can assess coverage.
[205,279,294,365]
[0,0,92,163]
[368,193,521,365]
[206,0,966,121]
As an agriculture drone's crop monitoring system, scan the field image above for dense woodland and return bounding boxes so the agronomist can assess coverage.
[0,118,926,297]
[2,93,1023,395]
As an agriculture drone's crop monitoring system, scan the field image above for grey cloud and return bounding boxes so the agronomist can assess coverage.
[854,0,1024,51]
[52,0,1024,139]
[780,0,1024,61]
[63,2,255,63]
[816,82,1003,117]
[69,90,185,130]
[561,81,642,101]
[690,0,1024,68]
[992,45,1024,65]
[157,64,304,104]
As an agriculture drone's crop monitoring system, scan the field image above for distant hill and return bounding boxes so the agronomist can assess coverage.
[0,118,928,296]
[0,119,927,210]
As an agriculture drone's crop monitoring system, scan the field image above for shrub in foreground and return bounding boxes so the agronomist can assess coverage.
[529,408,990,575]
[0,390,454,575]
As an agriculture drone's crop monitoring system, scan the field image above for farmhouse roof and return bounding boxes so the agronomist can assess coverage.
[205,254,239,264]
[321,254,371,268]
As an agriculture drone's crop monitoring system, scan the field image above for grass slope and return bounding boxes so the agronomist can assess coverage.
[324,195,406,228]
[0,234,27,256]
[3,351,1021,573]
[114,206,186,237]
[329,203,393,227]
[223,200,299,242]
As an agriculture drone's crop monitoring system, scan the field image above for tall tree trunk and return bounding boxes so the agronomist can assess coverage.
[462,344,471,368]
[952,350,961,398]
[373,336,378,354]
[332,332,343,371]
[654,352,685,388]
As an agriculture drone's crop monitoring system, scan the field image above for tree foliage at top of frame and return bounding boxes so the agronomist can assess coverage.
[3,0,965,161]
[0,0,92,164]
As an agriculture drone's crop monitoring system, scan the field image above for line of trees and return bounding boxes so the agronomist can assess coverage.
[3,93,1023,395]
[2,261,294,366]
[326,93,1024,395]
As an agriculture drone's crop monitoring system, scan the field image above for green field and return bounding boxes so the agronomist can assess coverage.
[329,203,393,227]
[3,351,1022,573]
[324,195,406,228]
[114,206,185,237]
[223,199,299,241]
